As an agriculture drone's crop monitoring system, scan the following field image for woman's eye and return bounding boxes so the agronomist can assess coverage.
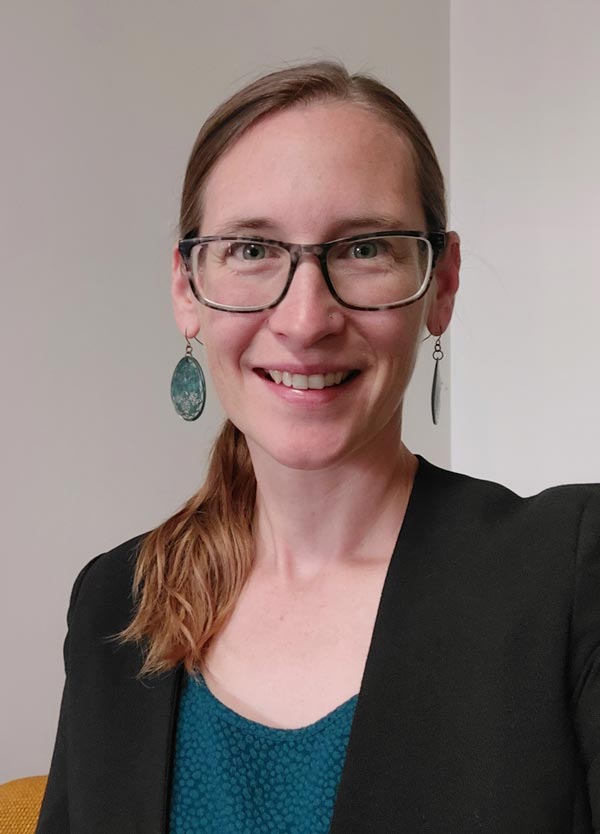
[228,242,267,260]
[351,242,379,258]
[243,243,266,260]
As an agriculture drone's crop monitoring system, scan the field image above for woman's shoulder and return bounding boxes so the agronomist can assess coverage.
[408,458,600,617]
[66,531,149,628]
[74,530,147,586]
[418,454,600,511]
[415,455,600,549]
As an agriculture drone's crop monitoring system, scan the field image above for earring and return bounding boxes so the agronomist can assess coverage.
[430,335,444,426]
[170,330,206,421]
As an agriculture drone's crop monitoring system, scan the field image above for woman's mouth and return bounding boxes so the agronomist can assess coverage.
[256,369,360,390]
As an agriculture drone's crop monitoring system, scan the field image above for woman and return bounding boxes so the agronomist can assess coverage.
[36,62,600,834]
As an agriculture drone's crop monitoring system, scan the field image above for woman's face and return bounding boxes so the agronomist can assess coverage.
[172,102,459,470]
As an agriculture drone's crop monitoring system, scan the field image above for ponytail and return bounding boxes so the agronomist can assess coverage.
[120,420,256,676]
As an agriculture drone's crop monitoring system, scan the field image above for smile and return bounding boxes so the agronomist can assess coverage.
[262,369,357,390]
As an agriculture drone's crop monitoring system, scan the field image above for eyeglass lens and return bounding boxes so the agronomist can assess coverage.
[190,236,433,310]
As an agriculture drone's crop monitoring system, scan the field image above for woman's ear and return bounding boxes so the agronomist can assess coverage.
[171,245,201,340]
[426,231,461,336]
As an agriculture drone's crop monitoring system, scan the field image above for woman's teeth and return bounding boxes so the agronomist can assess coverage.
[266,370,351,390]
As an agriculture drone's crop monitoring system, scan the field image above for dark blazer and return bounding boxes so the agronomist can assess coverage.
[36,457,600,833]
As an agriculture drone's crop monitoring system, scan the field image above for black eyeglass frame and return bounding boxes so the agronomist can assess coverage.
[178,230,447,313]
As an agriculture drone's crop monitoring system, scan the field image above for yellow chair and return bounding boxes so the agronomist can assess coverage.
[0,776,48,834]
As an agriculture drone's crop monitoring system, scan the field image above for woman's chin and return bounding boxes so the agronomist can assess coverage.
[246,430,355,473]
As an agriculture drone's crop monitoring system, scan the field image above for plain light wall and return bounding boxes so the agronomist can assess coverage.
[450,0,600,494]
[0,0,451,782]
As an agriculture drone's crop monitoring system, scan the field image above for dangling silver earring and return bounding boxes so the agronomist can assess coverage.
[170,330,206,421]
[431,335,444,426]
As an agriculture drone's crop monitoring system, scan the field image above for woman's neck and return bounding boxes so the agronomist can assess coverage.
[248,428,418,585]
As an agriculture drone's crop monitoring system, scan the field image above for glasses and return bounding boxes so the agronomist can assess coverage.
[178,230,446,313]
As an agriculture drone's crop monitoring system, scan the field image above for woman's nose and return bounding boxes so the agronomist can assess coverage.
[266,254,345,347]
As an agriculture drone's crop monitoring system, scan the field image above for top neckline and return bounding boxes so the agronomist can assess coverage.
[188,672,359,738]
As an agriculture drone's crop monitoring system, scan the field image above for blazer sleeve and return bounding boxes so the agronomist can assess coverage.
[35,554,103,834]
[570,488,600,829]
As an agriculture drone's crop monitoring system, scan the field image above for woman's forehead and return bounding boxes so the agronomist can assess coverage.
[200,102,422,236]
[213,101,414,175]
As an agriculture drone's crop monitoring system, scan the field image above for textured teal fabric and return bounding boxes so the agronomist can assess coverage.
[169,673,358,834]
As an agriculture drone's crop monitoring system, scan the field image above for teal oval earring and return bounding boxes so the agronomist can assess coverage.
[170,331,206,421]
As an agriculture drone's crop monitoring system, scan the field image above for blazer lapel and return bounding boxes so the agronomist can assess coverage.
[69,536,184,834]
[329,457,455,833]
[91,656,183,834]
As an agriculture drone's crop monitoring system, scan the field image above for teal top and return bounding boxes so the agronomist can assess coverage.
[169,673,358,834]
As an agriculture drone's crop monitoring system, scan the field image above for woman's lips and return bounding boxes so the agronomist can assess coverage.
[262,369,357,390]
[254,368,360,390]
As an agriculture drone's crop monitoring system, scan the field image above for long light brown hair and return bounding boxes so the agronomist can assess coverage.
[121,61,447,675]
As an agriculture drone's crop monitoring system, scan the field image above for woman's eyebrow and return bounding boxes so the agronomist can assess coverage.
[327,215,410,237]
[209,217,280,236]
[208,213,410,239]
